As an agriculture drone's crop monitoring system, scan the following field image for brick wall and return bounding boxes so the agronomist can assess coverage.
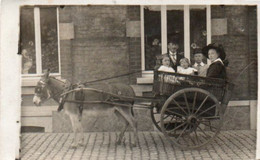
[59,7,73,81]
[248,6,257,99]
[211,5,257,100]
[127,6,142,84]
[59,6,134,84]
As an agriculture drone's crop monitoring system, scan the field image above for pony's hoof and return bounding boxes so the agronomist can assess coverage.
[70,144,77,149]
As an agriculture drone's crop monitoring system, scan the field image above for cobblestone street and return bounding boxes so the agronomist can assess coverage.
[21,130,256,160]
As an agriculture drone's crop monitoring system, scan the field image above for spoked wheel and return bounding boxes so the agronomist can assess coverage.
[151,102,179,132]
[160,88,224,150]
[150,104,162,131]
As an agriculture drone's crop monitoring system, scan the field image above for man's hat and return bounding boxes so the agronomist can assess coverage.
[202,43,226,60]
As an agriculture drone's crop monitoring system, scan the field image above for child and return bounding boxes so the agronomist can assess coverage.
[192,50,209,77]
[22,49,33,74]
[158,56,175,73]
[157,56,179,85]
[177,58,197,75]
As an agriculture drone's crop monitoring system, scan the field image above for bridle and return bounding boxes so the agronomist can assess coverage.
[34,80,52,103]
[35,78,71,103]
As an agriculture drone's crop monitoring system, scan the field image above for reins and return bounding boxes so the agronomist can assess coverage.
[58,70,143,96]
[232,61,256,85]
[81,70,143,85]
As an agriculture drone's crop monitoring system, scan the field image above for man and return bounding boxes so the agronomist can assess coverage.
[192,50,209,77]
[166,42,184,71]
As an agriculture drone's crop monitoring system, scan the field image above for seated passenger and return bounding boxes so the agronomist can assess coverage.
[202,43,227,79]
[192,49,209,77]
[177,58,197,75]
[158,56,176,73]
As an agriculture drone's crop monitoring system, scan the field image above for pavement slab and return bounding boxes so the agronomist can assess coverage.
[20,130,256,160]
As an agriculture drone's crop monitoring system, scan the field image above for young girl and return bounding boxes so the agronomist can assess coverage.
[157,56,179,85]
[158,56,175,73]
[177,58,197,75]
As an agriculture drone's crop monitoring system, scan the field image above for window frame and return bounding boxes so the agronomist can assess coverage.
[21,7,61,78]
[140,5,211,76]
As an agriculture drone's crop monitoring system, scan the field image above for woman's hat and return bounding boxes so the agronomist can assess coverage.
[202,43,226,60]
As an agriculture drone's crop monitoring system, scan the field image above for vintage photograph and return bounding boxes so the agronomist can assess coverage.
[17,4,258,159]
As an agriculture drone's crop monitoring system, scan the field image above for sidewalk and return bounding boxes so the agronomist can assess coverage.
[20,130,256,160]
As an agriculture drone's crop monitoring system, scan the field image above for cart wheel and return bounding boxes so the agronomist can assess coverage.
[151,102,177,132]
[150,103,162,131]
[160,88,224,150]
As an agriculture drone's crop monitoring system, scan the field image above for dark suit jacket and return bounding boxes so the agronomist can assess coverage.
[167,52,184,71]
[206,61,226,79]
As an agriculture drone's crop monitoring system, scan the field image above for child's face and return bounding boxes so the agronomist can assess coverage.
[162,57,170,67]
[180,61,189,69]
[194,53,203,63]
[152,39,159,46]
[22,49,27,55]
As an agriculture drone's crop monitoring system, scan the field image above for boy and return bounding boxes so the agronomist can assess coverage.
[192,50,209,77]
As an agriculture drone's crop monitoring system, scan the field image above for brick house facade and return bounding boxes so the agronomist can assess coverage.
[21,5,257,132]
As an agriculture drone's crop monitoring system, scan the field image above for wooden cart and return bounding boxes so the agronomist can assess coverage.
[150,71,234,149]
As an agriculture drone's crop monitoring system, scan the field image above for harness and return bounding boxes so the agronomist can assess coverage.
[74,85,85,118]
[57,83,85,119]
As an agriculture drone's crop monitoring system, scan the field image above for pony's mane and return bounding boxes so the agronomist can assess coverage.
[48,77,65,92]
[49,77,65,84]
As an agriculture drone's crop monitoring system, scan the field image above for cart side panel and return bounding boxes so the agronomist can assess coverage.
[153,71,226,101]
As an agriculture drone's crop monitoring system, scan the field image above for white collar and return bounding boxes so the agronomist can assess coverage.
[212,58,224,65]
[169,51,177,56]
[194,62,205,67]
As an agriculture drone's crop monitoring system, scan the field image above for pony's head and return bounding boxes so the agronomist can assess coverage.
[33,69,51,106]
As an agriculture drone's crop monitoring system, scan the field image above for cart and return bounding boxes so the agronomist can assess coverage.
[63,70,234,150]
[149,71,234,149]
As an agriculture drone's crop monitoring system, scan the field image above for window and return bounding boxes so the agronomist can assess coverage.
[141,5,211,72]
[20,7,60,76]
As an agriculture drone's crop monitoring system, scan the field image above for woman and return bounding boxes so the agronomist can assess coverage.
[202,43,227,79]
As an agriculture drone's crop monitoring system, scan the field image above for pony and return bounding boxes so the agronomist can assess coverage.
[33,70,138,148]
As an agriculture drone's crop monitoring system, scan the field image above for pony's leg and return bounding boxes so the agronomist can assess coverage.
[77,118,84,146]
[130,116,138,147]
[114,107,138,147]
[114,108,129,145]
[70,115,79,148]
[73,119,84,146]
